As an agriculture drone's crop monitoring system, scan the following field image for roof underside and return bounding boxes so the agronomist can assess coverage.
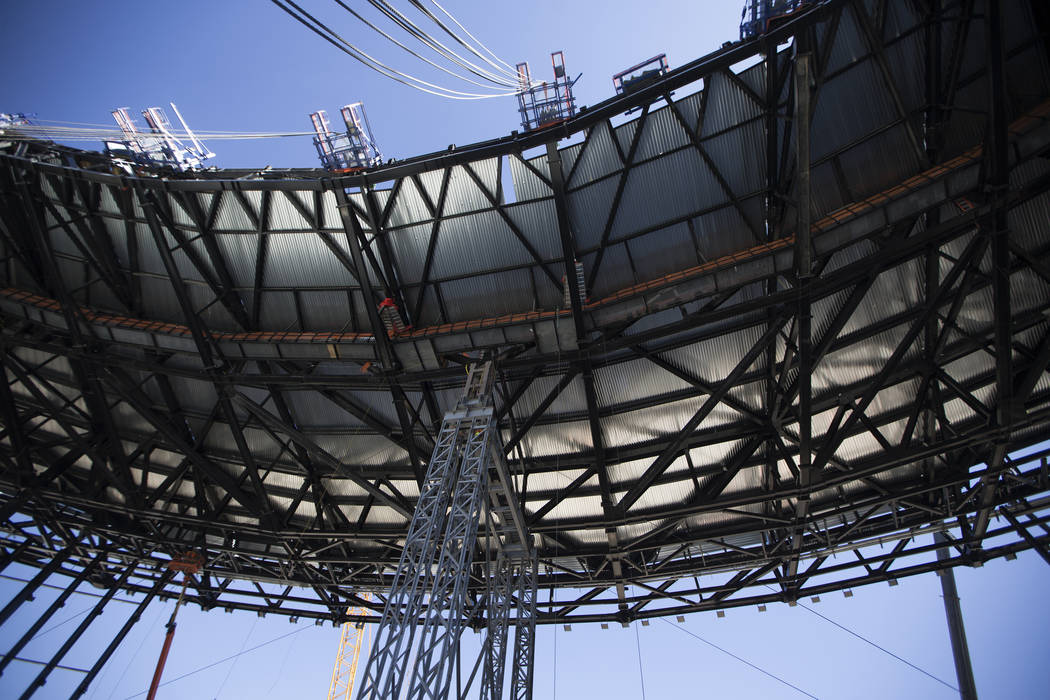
[1,0,1049,623]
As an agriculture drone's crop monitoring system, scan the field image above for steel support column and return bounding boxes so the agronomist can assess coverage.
[974,0,1014,541]
[788,52,814,585]
[934,531,978,700]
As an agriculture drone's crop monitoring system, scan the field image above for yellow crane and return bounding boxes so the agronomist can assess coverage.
[326,596,371,700]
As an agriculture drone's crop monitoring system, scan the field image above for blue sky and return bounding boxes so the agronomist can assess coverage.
[1,1,1049,698]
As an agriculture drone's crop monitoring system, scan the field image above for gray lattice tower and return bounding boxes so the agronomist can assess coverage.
[480,553,513,700]
[357,363,500,699]
[356,410,472,697]
[480,438,537,700]
[405,410,494,699]
[509,555,537,700]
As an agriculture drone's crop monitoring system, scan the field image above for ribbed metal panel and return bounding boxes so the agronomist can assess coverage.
[581,242,634,299]
[702,120,766,197]
[701,71,762,138]
[384,176,433,229]
[602,396,741,449]
[430,210,536,280]
[812,324,922,399]
[632,102,692,163]
[506,199,560,260]
[692,201,759,260]
[627,220,696,282]
[508,153,551,203]
[437,267,534,322]
[566,120,621,187]
[299,290,354,329]
[812,62,898,162]
[611,148,724,240]
[594,357,692,407]
[441,165,494,217]
[212,190,256,232]
[518,418,590,460]
[825,4,866,76]
[839,125,925,204]
[260,232,352,288]
[568,176,618,251]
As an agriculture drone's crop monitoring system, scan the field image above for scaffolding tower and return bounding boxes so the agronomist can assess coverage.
[356,361,536,700]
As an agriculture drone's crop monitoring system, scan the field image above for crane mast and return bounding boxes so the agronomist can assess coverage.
[327,597,371,700]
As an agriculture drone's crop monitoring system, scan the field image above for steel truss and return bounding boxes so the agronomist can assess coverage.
[357,362,535,700]
[0,0,1049,696]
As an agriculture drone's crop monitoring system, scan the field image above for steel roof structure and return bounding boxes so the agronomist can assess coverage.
[1,0,1050,694]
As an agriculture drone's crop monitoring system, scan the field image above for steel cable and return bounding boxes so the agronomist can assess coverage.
[331,0,522,90]
[659,618,820,699]
[363,0,522,87]
[271,0,521,99]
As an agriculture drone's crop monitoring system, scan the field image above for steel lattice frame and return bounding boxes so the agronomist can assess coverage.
[1,0,1050,696]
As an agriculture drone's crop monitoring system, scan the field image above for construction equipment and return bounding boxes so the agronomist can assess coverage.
[146,551,204,700]
[106,103,214,171]
[327,595,372,700]
[309,103,382,171]
[740,0,817,39]
[515,52,579,131]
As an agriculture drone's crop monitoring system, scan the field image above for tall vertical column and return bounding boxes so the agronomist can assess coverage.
[358,363,500,700]
[934,532,978,700]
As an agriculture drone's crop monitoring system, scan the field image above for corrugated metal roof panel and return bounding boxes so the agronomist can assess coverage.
[314,433,408,470]
[437,268,534,322]
[509,154,551,203]
[692,201,760,259]
[812,324,922,398]
[837,125,925,203]
[430,210,538,280]
[212,190,256,232]
[610,148,724,240]
[213,233,258,290]
[262,232,354,288]
[518,418,590,459]
[442,165,494,217]
[506,200,560,262]
[626,221,696,283]
[811,59,897,162]
[568,176,618,251]
[632,103,691,163]
[660,323,768,387]
[567,120,621,188]
[701,71,761,137]
[702,119,765,197]
[269,191,313,231]
[384,176,433,229]
[594,357,692,408]
[602,396,741,449]
[581,242,635,299]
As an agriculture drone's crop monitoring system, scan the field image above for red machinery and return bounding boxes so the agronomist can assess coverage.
[146,551,204,700]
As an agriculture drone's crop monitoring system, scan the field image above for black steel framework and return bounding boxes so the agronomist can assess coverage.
[1,0,1049,696]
